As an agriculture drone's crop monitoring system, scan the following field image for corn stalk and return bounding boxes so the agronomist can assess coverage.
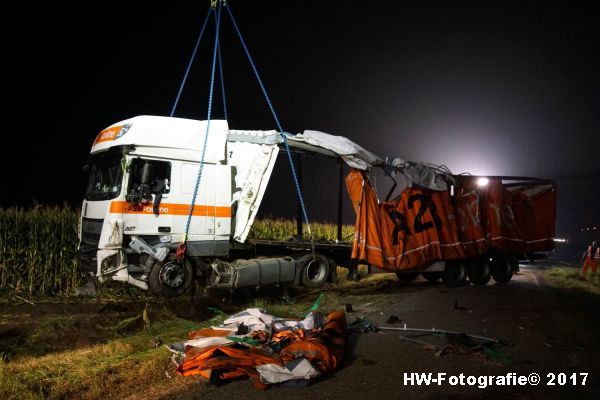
[0,204,81,297]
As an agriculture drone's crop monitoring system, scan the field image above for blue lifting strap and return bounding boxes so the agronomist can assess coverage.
[180,1,223,254]
[177,1,314,258]
[170,8,213,118]
[225,2,314,244]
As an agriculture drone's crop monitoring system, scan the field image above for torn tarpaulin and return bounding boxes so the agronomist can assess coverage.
[256,358,321,384]
[174,308,346,389]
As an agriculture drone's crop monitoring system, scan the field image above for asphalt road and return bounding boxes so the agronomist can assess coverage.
[169,268,600,400]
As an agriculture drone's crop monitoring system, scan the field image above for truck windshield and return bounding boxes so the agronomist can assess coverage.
[85,148,124,201]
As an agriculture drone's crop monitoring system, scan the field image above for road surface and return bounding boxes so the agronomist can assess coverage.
[168,268,600,400]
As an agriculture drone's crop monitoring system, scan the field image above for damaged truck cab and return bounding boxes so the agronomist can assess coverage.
[79,115,322,296]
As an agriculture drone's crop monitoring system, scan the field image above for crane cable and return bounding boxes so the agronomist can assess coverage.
[226,2,315,252]
[174,0,314,259]
[176,1,222,259]
[170,8,213,117]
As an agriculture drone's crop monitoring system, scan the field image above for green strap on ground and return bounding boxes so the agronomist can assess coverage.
[304,292,324,317]
[226,336,259,346]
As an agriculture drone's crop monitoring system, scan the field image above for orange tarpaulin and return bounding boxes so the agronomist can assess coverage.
[485,180,557,252]
[176,311,347,389]
[454,179,488,257]
[346,170,556,271]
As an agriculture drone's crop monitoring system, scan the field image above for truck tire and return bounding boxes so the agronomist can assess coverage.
[300,254,330,289]
[468,258,491,285]
[443,261,467,287]
[491,257,513,283]
[396,272,419,282]
[149,258,193,298]
[422,271,443,282]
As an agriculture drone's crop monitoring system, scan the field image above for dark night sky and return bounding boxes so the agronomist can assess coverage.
[2,1,599,237]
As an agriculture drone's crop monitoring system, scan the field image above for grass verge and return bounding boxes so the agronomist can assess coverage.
[0,271,404,400]
[543,266,600,296]
[0,315,204,400]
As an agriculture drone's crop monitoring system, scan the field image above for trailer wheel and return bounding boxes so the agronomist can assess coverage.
[491,257,513,283]
[396,272,419,282]
[300,254,330,289]
[149,258,193,298]
[422,271,443,282]
[468,258,491,285]
[443,261,467,287]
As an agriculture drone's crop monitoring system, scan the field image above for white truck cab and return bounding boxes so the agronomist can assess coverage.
[78,115,364,296]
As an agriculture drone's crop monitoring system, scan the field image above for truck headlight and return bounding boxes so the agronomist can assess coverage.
[115,123,132,139]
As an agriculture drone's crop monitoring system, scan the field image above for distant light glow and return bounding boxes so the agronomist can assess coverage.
[476,177,489,187]
[581,226,599,232]
[553,238,568,243]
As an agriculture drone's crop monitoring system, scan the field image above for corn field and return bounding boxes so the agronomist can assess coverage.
[0,206,355,297]
[0,205,80,296]
[248,217,355,242]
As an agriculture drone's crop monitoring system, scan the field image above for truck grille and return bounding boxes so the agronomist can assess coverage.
[79,218,103,273]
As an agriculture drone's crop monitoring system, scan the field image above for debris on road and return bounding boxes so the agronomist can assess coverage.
[454,301,469,311]
[385,315,403,324]
[378,325,506,344]
[171,307,346,389]
[348,316,378,333]
[544,336,585,351]
[349,320,513,365]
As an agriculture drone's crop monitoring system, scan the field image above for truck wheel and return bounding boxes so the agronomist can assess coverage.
[491,257,513,283]
[300,254,330,289]
[422,271,443,282]
[149,258,193,298]
[443,261,467,287]
[468,258,491,285]
[396,272,419,282]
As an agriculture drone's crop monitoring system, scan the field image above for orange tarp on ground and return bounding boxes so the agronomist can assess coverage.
[280,311,346,373]
[346,170,556,271]
[176,311,346,389]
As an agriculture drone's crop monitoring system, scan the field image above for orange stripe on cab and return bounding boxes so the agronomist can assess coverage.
[109,201,231,218]
[93,125,123,145]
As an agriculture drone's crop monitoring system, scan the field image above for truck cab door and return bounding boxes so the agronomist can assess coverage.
[228,142,280,242]
[180,162,215,238]
[122,158,174,235]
